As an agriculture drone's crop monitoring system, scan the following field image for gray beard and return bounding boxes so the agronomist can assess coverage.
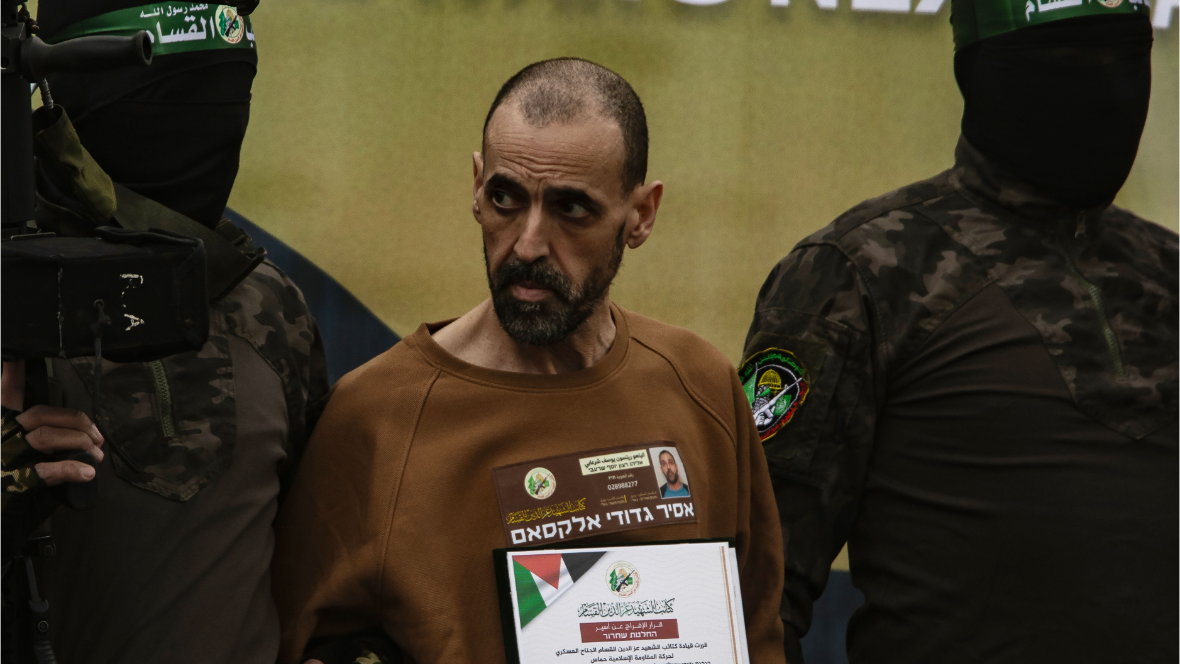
[485,225,625,347]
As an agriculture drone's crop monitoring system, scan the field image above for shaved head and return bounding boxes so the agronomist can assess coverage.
[483,58,649,194]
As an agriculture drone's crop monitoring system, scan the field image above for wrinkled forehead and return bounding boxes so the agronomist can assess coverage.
[483,102,626,194]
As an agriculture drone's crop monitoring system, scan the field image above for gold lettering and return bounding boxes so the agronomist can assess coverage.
[505,497,588,524]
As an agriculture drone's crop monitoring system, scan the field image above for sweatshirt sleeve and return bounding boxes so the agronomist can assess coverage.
[272,384,388,664]
[272,352,435,664]
[731,369,789,664]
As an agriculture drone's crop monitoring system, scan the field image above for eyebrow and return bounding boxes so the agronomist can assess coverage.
[486,173,528,197]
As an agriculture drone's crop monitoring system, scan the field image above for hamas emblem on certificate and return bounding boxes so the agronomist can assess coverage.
[607,561,639,597]
[524,467,556,500]
[739,348,810,442]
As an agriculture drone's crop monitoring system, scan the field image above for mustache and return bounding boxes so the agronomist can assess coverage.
[491,258,576,302]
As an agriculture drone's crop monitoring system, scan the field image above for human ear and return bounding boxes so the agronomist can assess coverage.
[472,152,485,218]
[624,181,663,250]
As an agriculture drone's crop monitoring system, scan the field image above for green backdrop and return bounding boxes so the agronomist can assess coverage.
[23,0,1174,574]
[232,4,1177,569]
[231,0,1178,375]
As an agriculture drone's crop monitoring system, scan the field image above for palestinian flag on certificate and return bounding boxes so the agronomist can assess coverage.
[511,551,606,627]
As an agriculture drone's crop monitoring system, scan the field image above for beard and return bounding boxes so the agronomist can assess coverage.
[664,469,678,484]
[485,224,625,347]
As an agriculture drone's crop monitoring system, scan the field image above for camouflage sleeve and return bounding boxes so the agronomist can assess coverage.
[291,321,330,492]
[1,408,58,564]
[221,260,331,496]
[740,243,879,662]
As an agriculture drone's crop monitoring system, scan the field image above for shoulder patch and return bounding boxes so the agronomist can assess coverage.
[738,348,810,442]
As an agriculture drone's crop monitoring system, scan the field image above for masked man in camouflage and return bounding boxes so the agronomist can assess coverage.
[741,4,1176,663]
[1,2,330,663]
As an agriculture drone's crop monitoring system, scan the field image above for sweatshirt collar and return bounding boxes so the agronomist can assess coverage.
[407,302,631,391]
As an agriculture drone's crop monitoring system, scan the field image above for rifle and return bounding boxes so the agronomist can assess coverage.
[1,1,210,458]
[1,5,209,662]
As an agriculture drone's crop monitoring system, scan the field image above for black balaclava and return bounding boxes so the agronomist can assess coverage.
[45,60,256,229]
[954,15,1153,210]
[37,0,257,229]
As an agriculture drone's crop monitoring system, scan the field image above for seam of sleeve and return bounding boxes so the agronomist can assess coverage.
[631,337,738,450]
[836,246,889,355]
[225,324,305,464]
[791,239,881,313]
[798,239,892,369]
[375,367,442,619]
[225,324,285,382]
[889,206,1000,371]
[759,240,885,372]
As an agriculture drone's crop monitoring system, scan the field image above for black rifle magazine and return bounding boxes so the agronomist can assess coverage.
[2,227,209,362]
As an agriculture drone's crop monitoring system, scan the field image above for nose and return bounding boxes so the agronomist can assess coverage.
[512,205,550,264]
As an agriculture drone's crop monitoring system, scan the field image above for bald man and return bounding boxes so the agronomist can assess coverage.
[271,59,786,664]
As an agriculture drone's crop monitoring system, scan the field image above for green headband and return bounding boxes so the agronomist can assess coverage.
[45,3,255,56]
[952,0,1150,50]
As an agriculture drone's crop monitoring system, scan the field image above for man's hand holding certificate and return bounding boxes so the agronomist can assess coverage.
[497,542,750,664]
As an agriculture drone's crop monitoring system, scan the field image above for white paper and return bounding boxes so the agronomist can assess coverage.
[505,541,750,663]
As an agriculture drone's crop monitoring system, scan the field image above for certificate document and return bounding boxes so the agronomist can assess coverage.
[494,541,750,664]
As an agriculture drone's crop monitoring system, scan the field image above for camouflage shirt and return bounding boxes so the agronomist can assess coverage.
[742,138,1178,663]
[19,257,330,664]
[63,257,329,501]
[1,255,328,508]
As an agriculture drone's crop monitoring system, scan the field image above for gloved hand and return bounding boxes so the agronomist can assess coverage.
[2,361,104,505]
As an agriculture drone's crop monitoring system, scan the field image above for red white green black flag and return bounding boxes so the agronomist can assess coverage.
[511,551,606,627]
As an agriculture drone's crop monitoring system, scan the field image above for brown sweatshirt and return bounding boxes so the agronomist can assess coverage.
[273,305,785,664]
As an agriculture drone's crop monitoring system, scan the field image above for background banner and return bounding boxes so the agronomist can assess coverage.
[231,0,1178,366]
[46,2,1171,660]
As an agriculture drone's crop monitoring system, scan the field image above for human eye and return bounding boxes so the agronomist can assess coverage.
[490,189,521,210]
[556,200,591,219]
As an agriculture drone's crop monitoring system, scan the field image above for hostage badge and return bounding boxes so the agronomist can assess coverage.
[739,348,809,442]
